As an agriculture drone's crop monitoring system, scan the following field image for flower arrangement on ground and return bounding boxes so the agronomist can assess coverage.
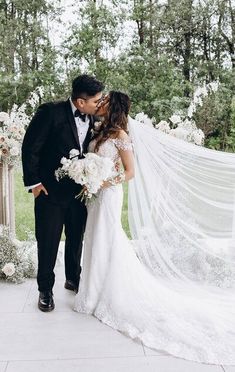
[0,226,36,283]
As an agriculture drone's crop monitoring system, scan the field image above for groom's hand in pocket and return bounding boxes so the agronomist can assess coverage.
[32,184,48,198]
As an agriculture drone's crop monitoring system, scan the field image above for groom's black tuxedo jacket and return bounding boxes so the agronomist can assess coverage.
[22,99,95,204]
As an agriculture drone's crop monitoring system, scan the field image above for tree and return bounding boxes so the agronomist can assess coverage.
[218,0,235,69]
[63,0,122,80]
[0,0,60,111]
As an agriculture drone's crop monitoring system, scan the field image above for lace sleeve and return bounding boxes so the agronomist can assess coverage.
[113,138,133,151]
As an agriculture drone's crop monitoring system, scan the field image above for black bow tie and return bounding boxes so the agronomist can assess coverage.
[74,109,86,122]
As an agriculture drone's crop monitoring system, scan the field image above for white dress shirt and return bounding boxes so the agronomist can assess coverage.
[69,98,89,154]
[27,98,89,191]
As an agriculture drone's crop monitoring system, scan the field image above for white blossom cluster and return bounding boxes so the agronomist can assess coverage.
[55,149,114,201]
[27,87,44,108]
[0,226,36,283]
[136,111,205,145]
[156,115,205,146]
[135,112,154,127]
[187,81,219,119]
[134,81,220,146]
[0,110,26,165]
[0,87,44,166]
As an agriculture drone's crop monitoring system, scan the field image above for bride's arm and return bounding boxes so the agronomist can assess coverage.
[102,130,134,188]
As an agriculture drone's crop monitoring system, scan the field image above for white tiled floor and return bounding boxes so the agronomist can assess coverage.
[0,263,229,372]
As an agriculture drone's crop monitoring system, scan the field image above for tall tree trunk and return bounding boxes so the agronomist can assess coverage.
[182,0,193,96]
[219,0,235,69]
[134,0,145,45]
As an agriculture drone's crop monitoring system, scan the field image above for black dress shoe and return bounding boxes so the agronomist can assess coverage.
[64,280,78,293]
[38,291,55,312]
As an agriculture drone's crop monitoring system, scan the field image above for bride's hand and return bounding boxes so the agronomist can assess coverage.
[101,180,111,189]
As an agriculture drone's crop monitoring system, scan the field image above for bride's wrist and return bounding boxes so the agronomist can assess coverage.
[108,170,126,186]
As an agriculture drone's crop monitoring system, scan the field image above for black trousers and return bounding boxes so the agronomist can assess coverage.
[34,192,87,292]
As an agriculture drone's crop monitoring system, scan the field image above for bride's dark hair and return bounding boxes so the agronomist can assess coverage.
[94,91,131,152]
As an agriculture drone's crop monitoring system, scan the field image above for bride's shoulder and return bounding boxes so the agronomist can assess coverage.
[112,130,132,151]
[115,129,130,141]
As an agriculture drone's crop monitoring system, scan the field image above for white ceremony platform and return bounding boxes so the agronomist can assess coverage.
[0,254,234,372]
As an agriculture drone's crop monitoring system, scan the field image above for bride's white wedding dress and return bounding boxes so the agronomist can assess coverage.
[74,129,235,365]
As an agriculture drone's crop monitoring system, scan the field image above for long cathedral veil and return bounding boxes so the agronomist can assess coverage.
[128,117,235,288]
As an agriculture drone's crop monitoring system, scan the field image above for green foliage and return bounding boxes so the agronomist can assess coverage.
[14,167,34,240]
[0,0,61,110]
[63,0,121,79]
[194,70,235,151]
[1,0,235,151]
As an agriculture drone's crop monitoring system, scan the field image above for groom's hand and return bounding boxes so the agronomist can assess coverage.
[32,184,48,198]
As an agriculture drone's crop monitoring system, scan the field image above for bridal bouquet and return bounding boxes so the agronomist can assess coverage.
[55,149,114,201]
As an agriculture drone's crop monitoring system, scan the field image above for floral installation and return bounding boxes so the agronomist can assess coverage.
[55,149,114,202]
[0,87,44,166]
[135,82,220,146]
[135,112,154,127]
[0,225,36,283]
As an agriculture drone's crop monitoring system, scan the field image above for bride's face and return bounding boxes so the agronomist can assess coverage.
[96,95,110,117]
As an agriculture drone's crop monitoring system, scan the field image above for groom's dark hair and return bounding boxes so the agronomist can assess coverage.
[71,74,104,100]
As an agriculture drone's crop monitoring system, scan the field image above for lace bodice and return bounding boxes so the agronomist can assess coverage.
[88,137,133,163]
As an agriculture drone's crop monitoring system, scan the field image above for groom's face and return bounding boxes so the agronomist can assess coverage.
[76,92,103,115]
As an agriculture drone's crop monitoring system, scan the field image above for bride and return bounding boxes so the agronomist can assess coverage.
[74,91,235,365]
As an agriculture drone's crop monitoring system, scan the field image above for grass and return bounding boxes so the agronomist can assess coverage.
[15,168,34,240]
[14,168,130,241]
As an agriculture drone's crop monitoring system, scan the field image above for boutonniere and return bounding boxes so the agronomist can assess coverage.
[91,121,102,138]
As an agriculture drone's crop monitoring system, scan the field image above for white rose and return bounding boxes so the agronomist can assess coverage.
[2,262,16,277]
[135,112,153,127]
[169,114,181,125]
[10,146,19,156]
[85,161,99,176]
[156,120,170,134]
[192,129,204,146]
[94,121,102,130]
[60,157,70,165]
[0,112,10,123]
[68,161,86,184]
[69,149,80,158]
[169,127,188,140]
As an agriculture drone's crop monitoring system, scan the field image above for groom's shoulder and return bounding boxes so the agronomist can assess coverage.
[36,100,69,116]
[41,99,68,110]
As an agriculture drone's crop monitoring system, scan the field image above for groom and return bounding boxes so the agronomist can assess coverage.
[22,75,104,312]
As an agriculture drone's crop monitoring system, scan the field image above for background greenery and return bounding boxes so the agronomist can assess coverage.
[1,0,234,238]
[0,0,234,150]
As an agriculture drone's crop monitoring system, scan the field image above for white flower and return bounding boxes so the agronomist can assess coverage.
[169,114,181,125]
[69,149,80,159]
[208,81,219,93]
[61,157,70,166]
[135,112,153,127]
[2,262,16,277]
[10,146,19,156]
[192,129,205,145]
[169,127,188,140]
[94,121,102,130]
[155,120,170,133]
[0,112,10,123]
